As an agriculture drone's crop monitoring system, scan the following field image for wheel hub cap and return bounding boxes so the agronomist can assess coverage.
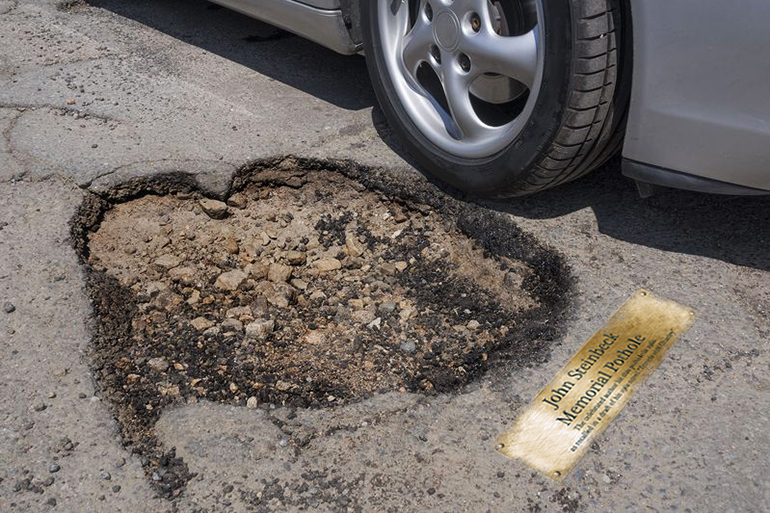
[434,10,461,50]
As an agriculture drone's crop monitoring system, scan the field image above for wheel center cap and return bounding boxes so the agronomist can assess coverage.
[434,11,461,50]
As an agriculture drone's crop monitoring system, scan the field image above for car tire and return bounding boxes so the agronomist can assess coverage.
[361,0,630,197]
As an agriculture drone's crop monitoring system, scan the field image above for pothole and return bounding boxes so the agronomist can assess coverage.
[71,157,572,499]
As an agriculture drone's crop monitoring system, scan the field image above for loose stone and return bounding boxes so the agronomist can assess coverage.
[378,301,398,315]
[153,254,182,270]
[199,199,229,219]
[215,269,247,291]
[221,318,244,333]
[245,319,275,340]
[313,258,342,272]
[290,278,308,290]
[147,357,169,373]
[226,193,248,209]
[345,232,364,257]
[268,263,293,283]
[191,317,214,331]
[285,251,307,266]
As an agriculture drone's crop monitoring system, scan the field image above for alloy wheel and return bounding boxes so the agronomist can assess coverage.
[378,0,544,159]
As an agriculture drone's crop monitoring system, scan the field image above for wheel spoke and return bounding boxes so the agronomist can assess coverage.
[402,14,434,76]
[388,0,412,41]
[441,62,486,140]
[461,27,539,89]
[447,0,482,13]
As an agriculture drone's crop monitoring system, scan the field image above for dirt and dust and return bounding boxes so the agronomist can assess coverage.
[71,158,572,498]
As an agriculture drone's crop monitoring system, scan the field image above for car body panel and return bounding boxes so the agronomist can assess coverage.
[301,0,340,9]
[623,0,770,192]
[208,0,357,55]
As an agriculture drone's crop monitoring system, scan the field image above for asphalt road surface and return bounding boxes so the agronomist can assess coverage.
[1,1,769,512]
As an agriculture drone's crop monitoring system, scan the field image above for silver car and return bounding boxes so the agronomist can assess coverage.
[211,0,770,197]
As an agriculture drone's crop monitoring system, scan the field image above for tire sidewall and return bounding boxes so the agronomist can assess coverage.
[361,0,574,194]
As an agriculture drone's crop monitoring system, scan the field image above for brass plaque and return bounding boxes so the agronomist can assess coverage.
[496,290,696,481]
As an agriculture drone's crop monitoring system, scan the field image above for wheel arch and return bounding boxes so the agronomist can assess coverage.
[340,0,363,49]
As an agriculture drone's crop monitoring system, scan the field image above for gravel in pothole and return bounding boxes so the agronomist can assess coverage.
[88,171,540,413]
[79,165,570,497]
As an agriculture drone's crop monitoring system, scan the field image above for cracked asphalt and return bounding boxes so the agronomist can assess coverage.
[1,1,769,512]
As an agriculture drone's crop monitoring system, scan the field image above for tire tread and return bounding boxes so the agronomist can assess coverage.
[499,0,627,197]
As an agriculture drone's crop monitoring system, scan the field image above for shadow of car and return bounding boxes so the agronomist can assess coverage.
[88,0,375,111]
